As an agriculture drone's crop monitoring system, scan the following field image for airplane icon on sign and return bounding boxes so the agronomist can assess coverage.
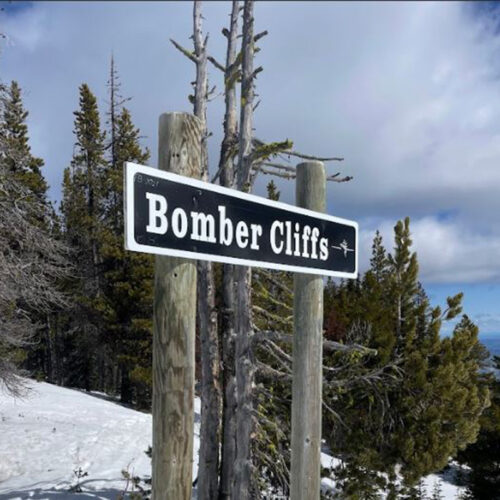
[331,239,355,258]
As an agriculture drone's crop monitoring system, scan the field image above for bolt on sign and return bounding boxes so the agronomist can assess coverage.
[124,162,358,278]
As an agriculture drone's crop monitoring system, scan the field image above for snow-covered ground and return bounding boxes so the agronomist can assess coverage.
[0,380,200,499]
[320,453,464,499]
[0,380,462,499]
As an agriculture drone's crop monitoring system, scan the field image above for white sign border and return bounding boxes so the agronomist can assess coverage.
[124,162,358,279]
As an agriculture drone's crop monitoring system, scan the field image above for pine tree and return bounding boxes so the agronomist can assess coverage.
[370,230,388,283]
[98,104,153,406]
[388,217,419,351]
[60,83,107,391]
[323,218,490,495]
[361,232,394,363]
[1,81,47,201]
[457,354,500,499]
[62,83,106,282]
[402,479,427,500]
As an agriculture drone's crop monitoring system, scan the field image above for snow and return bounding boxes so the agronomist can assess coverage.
[0,380,199,499]
[319,442,465,498]
[0,380,464,499]
[423,469,466,499]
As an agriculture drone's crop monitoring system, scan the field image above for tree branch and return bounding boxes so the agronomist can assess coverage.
[170,38,198,64]
[208,55,226,72]
[254,30,268,43]
[254,330,378,356]
[327,173,353,183]
[284,150,344,162]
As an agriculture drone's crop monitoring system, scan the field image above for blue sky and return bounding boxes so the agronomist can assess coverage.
[1,1,499,337]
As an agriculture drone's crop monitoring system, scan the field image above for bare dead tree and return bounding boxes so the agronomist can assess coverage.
[192,3,221,497]
[249,136,352,185]
[209,2,241,498]
[0,145,72,397]
[232,1,257,498]
[170,2,352,496]
[171,3,222,497]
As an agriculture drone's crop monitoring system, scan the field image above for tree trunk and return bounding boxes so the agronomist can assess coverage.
[219,268,236,499]
[233,2,256,497]
[191,3,222,498]
[51,314,62,385]
[233,265,254,499]
[120,365,132,404]
[44,314,56,383]
[218,2,240,498]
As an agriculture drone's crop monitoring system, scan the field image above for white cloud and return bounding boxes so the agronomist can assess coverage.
[1,2,500,285]
[360,216,500,284]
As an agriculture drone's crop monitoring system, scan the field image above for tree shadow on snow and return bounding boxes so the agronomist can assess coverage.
[1,478,133,500]
[437,462,469,487]
[0,487,126,499]
[72,388,137,411]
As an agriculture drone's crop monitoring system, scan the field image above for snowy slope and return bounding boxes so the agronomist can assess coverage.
[0,380,200,499]
[0,380,462,499]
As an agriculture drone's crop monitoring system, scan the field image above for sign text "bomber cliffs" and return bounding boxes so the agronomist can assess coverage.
[124,162,358,278]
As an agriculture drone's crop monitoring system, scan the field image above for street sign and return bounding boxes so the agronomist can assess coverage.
[124,162,358,278]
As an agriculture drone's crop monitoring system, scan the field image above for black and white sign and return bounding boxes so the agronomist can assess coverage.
[124,162,358,278]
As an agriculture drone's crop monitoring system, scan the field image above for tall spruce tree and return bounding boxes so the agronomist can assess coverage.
[61,83,107,391]
[1,81,47,201]
[98,104,152,406]
[361,231,394,364]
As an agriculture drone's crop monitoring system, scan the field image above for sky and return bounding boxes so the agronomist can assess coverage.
[1,1,499,338]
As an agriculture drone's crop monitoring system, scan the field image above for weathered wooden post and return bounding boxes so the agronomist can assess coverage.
[152,112,202,500]
[125,136,356,499]
[291,161,326,500]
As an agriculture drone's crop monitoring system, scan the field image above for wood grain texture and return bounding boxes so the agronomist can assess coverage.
[152,112,201,500]
[233,2,256,498]
[291,161,326,500]
[218,4,240,498]
[191,4,222,498]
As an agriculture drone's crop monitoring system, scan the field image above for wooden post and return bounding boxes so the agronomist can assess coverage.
[152,112,202,500]
[291,161,326,500]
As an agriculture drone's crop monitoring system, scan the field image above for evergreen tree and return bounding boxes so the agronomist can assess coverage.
[370,230,388,282]
[1,81,47,201]
[387,217,419,351]
[458,355,500,499]
[98,105,153,406]
[360,232,394,364]
[62,83,106,281]
[402,479,427,500]
[60,83,107,391]
[323,218,490,495]
[58,70,153,406]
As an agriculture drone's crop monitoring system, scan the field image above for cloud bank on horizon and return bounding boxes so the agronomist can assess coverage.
[1,1,499,289]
